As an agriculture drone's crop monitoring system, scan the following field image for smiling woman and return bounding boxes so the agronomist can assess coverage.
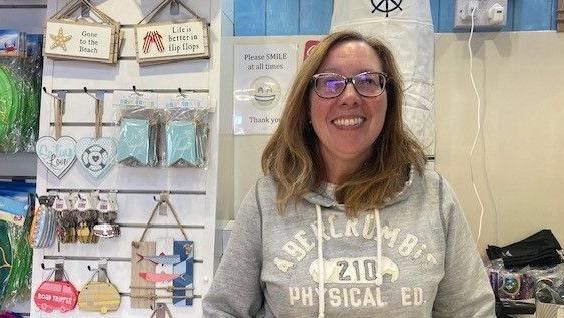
[203,30,496,318]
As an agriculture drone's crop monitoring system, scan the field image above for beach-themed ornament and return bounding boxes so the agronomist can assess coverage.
[29,195,57,249]
[78,262,121,313]
[34,262,78,313]
[130,193,193,308]
[36,90,76,178]
[43,0,121,63]
[75,90,117,179]
[134,0,209,64]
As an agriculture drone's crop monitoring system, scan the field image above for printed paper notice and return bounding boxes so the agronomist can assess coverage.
[233,44,297,135]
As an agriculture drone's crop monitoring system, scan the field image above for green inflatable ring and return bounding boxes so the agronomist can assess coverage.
[0,65,24,151]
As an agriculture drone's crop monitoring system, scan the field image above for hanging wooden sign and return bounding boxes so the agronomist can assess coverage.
[134,0,209,64]
[43,0,121,63]
[130,193,192,308]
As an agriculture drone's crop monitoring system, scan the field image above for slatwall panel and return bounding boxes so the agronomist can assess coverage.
[30,0,233,317]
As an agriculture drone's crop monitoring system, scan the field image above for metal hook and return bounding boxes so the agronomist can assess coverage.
[41,263,53,271]
[80,0,91,18]
[83,86,100,101]
[42,87,64,101]
[170,0,180,15]
[132,85,143,95]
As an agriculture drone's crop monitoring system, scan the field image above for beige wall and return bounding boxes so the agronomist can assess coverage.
[233,32,564,252]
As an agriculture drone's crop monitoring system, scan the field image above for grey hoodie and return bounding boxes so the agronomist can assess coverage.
[203,168,496,317]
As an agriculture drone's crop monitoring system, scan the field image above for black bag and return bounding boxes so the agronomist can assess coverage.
[487,229,563,269]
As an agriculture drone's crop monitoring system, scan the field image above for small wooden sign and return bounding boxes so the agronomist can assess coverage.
[43,0,120,64]
[134,0,209,64]
[44,21,119,63]
[135,19,209,64]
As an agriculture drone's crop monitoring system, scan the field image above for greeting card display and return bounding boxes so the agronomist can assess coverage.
[134,0,209,64]
[43,0,121,63]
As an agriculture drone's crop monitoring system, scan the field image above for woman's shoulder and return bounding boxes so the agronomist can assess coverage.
[416,166,451,194]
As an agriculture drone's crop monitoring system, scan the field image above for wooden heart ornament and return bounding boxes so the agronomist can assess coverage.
[75,137,117,179]
[35,136,77,178]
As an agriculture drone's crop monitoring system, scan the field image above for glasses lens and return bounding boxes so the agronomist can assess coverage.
[354,72,386,97]
[315,74,345,98]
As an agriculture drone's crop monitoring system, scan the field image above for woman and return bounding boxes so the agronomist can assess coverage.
[203,31,495,317]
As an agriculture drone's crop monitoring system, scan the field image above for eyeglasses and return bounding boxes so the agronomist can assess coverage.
[311,71,388,98]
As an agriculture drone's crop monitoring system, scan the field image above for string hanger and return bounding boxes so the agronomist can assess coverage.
[43,87,66,139]
[138,0,205,25]
[83,87,105,138]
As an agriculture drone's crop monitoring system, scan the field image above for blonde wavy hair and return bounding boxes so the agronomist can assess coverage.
[262,30,426,217]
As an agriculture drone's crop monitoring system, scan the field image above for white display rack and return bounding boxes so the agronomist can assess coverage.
[1,0,234,316]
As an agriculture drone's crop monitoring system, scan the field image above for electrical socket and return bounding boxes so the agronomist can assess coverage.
[468,0,480,11]
[454,0,508,29]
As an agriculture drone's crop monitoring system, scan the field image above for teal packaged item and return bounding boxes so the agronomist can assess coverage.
[116,118,151,166]
[166,120,197,167]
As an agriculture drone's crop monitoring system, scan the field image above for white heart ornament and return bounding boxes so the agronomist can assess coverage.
[75,137,117,179]
[35,136,77,178]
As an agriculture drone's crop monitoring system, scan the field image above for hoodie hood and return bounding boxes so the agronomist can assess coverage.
[302,165,417,211]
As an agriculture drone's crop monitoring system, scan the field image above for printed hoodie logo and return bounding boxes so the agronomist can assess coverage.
[309,256,399,286]
[274,213,437,309]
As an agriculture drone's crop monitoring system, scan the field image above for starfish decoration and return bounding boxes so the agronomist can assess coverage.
[50,28,72,51]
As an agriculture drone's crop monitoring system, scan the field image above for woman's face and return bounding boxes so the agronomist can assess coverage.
[309,40,388,175]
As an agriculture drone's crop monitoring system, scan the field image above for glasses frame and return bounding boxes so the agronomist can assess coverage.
[311,71,389,99]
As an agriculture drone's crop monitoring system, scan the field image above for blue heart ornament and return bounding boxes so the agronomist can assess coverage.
[75,137,117,179]
[35,136,77,179]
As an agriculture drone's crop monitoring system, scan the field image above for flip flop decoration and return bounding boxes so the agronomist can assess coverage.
[35,90,77,178]
[75,90,117,179]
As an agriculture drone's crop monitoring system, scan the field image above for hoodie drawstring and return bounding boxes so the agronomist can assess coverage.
[374,208,383,285]
[315,204,325,318]
[315,205,382,318]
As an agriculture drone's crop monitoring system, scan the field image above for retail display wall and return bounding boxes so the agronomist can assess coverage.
[20,0,233,317]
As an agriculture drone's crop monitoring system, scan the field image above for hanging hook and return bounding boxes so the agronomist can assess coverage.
[42,87,63,101]
[177,87,187,98]
[170,0,180,15]
[132,85,143,95]
[41,263,54,271]
[83,86,100,101]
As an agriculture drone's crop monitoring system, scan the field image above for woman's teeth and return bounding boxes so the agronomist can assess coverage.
[332,117,364,127]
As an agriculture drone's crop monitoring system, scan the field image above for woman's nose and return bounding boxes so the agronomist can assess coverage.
[339,82,362,105]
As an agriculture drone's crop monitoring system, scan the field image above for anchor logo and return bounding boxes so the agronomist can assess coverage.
[371,0,403,17]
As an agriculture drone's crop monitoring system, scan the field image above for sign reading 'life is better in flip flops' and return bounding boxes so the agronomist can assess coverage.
[134,19,209,64]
